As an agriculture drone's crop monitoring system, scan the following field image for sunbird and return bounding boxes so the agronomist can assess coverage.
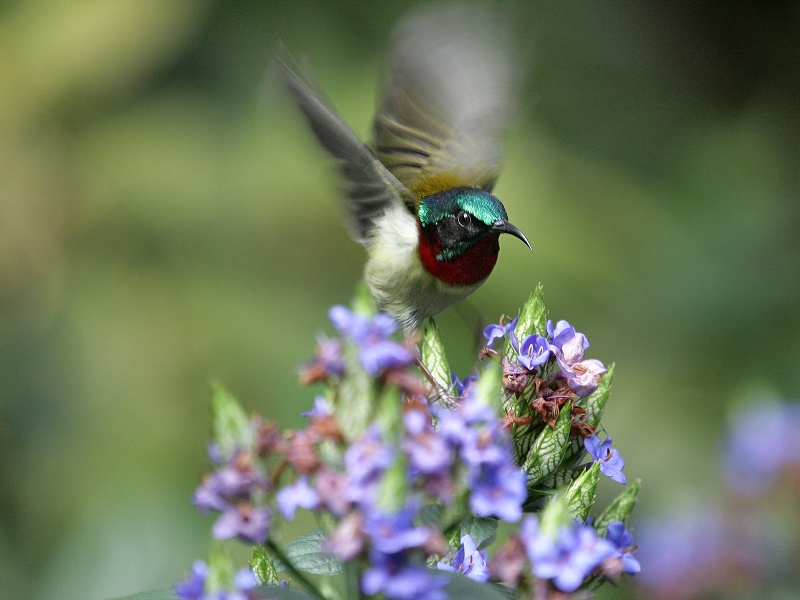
[275,5,530,334]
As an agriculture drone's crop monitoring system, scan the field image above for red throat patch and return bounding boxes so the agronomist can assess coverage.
[418,232,500,286]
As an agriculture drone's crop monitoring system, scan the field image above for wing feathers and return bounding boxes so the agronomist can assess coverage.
[273,55,415,245]
[374,4,518,196]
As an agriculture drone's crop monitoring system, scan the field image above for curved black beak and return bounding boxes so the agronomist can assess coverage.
[492,220,532,251]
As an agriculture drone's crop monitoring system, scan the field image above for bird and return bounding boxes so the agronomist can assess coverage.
[274,4,530,334]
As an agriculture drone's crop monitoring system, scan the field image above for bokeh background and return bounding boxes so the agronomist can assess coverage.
[1,1,798,599]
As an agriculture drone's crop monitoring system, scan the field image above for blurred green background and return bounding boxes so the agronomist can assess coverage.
[1,1,798,598]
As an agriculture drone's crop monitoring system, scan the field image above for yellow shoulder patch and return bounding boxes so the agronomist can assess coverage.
[411,172,472,199]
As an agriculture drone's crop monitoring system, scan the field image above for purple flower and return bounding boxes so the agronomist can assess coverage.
[212,503,271,544]
[564,358,606,396]
[213,459,267,498]
[301,335,345,382]
[433,391,525,521]
[344,426,395,506]
[329,305,370,339]
[483,317,516,348]
[329,306,415,375]
[301,395,332,418]
[522,516,616,593]
[233,568,259,592]
[547,319,605,396]
[324,511,367,561]
[316,335,345,375]
[276,477,320,520]
[437,534,490,582]
[175,560,208,600]
[450,372,477,396]
[175,561,257,600]
[460,426,509,467]
[483,325,506,348]
[207,442,223,465]
[362,552,448,600]
[403,410,453,475]
[360,339,416,376]
[314,468,351,516]
[234,567,258,587]
[515,334,550,371]
[193,476,229,513]
[193,451,268,519]
[366,313,398,338]
[585,434,626,484]
[606,521,641,575]
[364,505,432,554]
[449,406,516,471]
[435,392,496,448]
[547,320,586,354]
[469,461,526,522]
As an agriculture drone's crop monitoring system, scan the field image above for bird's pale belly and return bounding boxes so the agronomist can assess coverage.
[364,205,483,333]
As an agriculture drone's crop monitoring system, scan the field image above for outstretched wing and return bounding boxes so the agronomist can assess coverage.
[373,4,518,200]
[274,55,416,245]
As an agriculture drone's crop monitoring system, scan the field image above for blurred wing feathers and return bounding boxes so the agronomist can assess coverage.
[274,54,415,244]
[374,5,518,197]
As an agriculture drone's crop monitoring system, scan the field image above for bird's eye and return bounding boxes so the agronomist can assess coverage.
[457,211,472,227]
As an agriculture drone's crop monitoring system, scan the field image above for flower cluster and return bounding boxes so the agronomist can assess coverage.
[432,391,527,521]
[193,447,271,544]
[174,286,640,600]
[329,305,416,376]
[486,314,606,431]
[518,516,640,592]
[479,299,628,496]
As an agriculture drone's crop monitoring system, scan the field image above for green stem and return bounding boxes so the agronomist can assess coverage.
[266,539,330,600]
[343,561,363,600]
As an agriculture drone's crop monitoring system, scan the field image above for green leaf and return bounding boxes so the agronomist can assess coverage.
[206,544,238,594]
[503,285,547,358]
[210,382,254,459]
[541,466,583,490]
[516,283,548,339]
[335,341,374,441]
[421,320,451,392]
[563,462,600,521]
[274,529,343,576]
[594,479,641,536]
[474,360,502,413]
[459,515,499,549]
[252,587,318,599]
[252,545,281,586]
[419,503,444,528]
[522,405,572,488]
[551,437,586,477]
[582,363,613,428]
[109,586,315,600]
[538,495,571,538]
[443,572,515,599]
[375,381,403,441]
[376,454,410,513]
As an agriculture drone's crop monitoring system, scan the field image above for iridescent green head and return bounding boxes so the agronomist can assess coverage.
[418,187,508,229]
[417,187,530,263]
